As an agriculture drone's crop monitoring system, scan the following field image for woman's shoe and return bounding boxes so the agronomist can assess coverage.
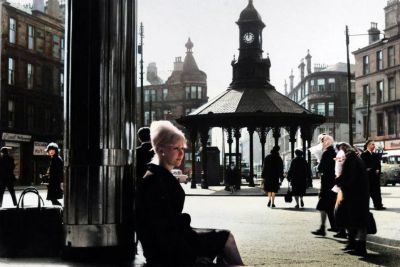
[271,204,276,208]
[267,200,271,207]
[294,205,299,209]
[311,227,326,236]
[300,199,304,207]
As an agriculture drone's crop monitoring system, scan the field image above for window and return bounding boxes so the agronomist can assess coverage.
[144,89,156,102]
[376,50,383,71]
[388,46,395,67]
[8,58,15,85]
[8,100,15,128]
[317,79,325,91]
[362,84,369,106]
[388,77,395,101]
[9,18,16,44]
[60,72,64,96]
[316,103,325,115]
[27,63,34,89]
[305,82,309,95]
[363,115,368,139]
[310,80,317,92]
[197,86,202,99]
[377,113,384,136]
[27,25,34,49]
[185,85,203,99]
[52,35,60,58]
[162,88,168,100]
[388,111,396,135]
[144,111,155,126]
[60,38,64,60]
[363,55,369,75]
[328,78,335,91]
[185,153,192,161]
[376,80,384,104]
[185,108,195,115]
[35,29,45,53]
[328,102,334,116]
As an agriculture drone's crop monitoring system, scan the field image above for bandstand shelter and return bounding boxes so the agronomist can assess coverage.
[177,0,325,188]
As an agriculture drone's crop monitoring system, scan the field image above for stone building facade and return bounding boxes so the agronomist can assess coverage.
[139,38,208,172]
[354,0,400,153]
[0,0,64,185]
[282,51,354,167]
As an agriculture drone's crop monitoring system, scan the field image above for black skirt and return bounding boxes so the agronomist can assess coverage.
[316,191,336,212]
[193,228,230,260]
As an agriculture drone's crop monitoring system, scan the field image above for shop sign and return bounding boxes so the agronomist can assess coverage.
[2,132,31,142]
[33,142,48,156]
[385,139,400,150]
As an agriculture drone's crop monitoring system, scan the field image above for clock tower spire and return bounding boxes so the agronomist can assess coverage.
[230,0,272,89]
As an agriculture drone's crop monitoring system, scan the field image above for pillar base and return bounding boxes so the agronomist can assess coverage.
[62,245,135,262]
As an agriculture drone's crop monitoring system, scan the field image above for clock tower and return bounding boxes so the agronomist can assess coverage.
[230,0,272,89]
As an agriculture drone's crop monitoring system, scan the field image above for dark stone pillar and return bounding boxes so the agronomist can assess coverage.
[258,127,266,165]
[289,126,297,160]
[227,128,233,164]
[234,128,241,189]
[301,125,313,187]
[63,0,136,260]
[200,129,209,189]
[190,129,197,189]
[272,127,281,147]
[247,127,255,187]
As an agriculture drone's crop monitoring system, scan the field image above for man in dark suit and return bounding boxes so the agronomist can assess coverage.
[361,140,385,210]
[0,147,17,207]
[136,127,154,180]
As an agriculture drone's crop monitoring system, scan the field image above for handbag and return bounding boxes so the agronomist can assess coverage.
[284,181,293,203]
[367,212,377,235]
[0,186,64,257]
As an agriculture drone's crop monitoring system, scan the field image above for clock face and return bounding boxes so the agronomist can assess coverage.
[243,32,255,44]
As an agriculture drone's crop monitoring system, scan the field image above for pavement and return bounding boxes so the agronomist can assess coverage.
[1,179,399,266]
[181,178,400,250]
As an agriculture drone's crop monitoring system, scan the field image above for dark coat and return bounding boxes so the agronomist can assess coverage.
[136,142,154,180]
[0,155,15,186]
[316,146,336,212]
[46,155,63,200]
[317,146,336,195]
[287,156,310,196]
[360,150,381,182]
[225,166,240,186]
[262,151,284,193]
[336,152,370,228]
[136,163,197,265]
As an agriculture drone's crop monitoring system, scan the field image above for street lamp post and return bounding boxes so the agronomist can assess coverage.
[345,25,353,146]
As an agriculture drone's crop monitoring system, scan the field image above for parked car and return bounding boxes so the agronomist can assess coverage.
[380,154,400,186]
[171,169,189,184]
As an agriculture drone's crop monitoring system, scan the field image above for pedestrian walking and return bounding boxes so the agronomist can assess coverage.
[0,147,17,207]
[45,143,63,206]
[287,149,310,209]
[262,145,284,208]
[225,162,239,193]
[312,134,337,236]
[136,127,154,180]
[361,140,385,210]
[136,120,244,266]
[335,142,370,256]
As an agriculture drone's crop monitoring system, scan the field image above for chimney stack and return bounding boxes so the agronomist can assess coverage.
[289,69,294,91]
[173,57,183,71]
[46,0,60,19]
[32,0,44,12]
[305,50,312,75]
[298,59,305,81]
[368,22,381,44]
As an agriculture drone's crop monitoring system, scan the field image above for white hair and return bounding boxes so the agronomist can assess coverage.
[149,120,186,164]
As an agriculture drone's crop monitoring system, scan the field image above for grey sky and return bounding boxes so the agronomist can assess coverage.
[139,0,385,98]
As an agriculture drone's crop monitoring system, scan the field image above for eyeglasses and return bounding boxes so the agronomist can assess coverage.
[165,145,186,153]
